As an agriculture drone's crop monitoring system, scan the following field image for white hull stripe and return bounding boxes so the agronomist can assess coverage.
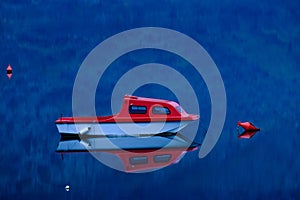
[56,121,191,135]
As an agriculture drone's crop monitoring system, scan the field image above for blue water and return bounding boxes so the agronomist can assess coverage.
[1,0,300,199]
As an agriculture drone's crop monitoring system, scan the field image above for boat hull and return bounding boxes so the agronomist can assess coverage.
[56,121,192,136]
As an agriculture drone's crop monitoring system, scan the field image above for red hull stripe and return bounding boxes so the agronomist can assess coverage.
[55,115,198,124]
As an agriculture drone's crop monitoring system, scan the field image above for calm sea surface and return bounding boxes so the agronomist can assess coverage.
[0,1,299,199]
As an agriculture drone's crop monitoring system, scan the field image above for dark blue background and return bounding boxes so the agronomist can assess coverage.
[1,0,299,199]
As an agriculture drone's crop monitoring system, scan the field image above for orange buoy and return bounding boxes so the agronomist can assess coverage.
[6,64,12,79]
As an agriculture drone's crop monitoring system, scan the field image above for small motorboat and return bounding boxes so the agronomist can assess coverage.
[56,95,199,136]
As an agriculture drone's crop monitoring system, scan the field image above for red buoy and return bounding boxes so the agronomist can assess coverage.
[237,121,260,131]
[6,64,12,79]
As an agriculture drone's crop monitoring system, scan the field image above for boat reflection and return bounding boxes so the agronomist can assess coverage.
[56,133,200,173]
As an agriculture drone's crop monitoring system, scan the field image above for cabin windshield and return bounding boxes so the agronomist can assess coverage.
[176,106,185,113]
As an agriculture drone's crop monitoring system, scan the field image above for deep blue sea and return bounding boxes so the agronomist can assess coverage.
[1,0,300,199]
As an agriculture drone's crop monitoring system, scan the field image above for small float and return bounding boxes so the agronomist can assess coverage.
[237,121,260,139]
[6,64,12,79]
[237,121,260,131]
[56,95,199,136]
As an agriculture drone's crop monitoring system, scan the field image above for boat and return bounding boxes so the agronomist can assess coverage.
[55,95,199,136]
[56,133,200,172]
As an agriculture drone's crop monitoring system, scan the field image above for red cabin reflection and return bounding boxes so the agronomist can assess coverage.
[112,147,198,172]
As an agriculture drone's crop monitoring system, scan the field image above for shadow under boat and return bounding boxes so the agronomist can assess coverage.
[56,132,200,173]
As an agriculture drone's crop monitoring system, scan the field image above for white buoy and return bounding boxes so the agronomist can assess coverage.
[65,185,70,192]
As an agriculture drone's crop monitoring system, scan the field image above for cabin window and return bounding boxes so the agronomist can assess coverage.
[130,156,148,165]
[129,105,147,114]
[152,106,170,115]
[153,154,172,163]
